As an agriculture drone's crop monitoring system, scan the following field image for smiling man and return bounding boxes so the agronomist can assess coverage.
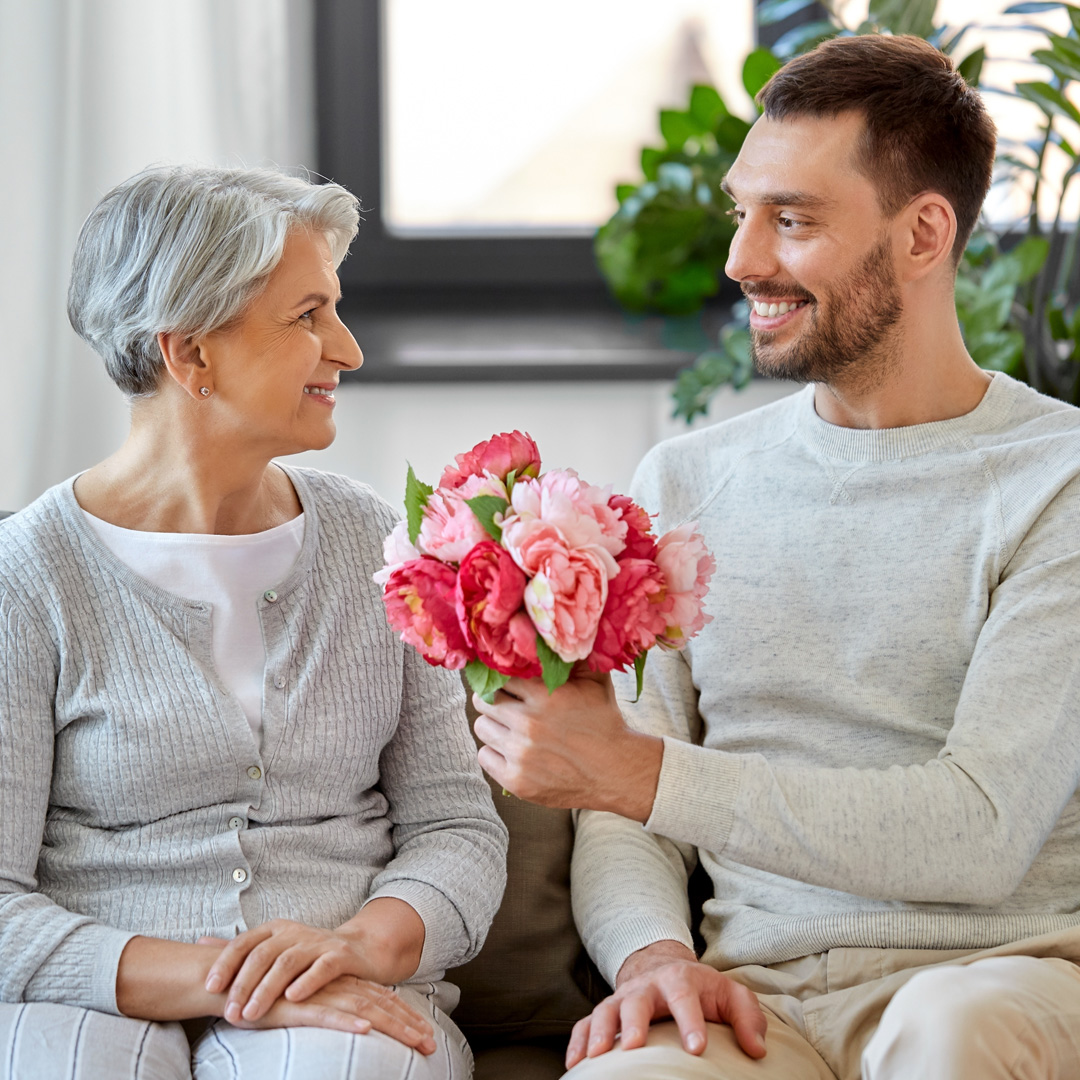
[471,34,1080,1080]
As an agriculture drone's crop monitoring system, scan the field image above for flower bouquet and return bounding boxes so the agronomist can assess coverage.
[375,431,715,702]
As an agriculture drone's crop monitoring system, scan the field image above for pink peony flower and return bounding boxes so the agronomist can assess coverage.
[608,494,657,561]
[440,431,542,490]
[455,541,540,678]
[418,473,509,565]
[382,558,472,669]
[373,519,421,586]
[587,558,670,673]
[655,523,716,649]
[502,470,627,579]
[523,542,608,662]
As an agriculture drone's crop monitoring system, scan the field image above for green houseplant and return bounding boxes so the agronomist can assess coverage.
[594,0,1080,419]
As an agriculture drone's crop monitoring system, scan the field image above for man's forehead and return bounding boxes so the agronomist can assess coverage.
[722,112,867,207]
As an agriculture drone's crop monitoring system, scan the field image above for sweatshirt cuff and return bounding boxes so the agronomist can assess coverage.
[22,922,137,1016]
[365,880,468,979]
[588,914,696,990]
[645,736,742,853]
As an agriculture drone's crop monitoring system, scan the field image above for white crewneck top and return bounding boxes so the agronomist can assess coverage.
[81,510,305,740]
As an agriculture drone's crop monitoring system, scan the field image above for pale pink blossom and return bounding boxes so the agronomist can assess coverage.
[417,472,507,565]
[655,523,716,649]
[382,558,472,669]
[523,543,607,662]
[373,519,421,586]
[440,430,541,489]
[502,470,626,578]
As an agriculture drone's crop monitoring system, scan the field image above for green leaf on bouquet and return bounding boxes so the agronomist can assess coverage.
[464,660,510,705]
[633,652,648,703]
[466,495,510,543]
[405,463,434,546]
[536,636,574,695]
[504,469,518,500]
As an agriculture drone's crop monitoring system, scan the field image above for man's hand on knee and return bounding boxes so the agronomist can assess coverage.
[565,941,767,1068]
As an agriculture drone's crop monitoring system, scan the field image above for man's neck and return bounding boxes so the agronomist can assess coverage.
[813,315,992,430]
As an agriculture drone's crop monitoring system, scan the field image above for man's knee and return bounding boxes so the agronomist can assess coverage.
[863,958,1069,1079]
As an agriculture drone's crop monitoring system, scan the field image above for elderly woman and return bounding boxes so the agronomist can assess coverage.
[0,166,506,1079]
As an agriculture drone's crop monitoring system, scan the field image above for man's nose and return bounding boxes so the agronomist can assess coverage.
[725,216,778,283]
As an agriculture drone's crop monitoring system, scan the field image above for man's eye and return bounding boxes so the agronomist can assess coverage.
[778,216,801,230]
[725,207,745,225]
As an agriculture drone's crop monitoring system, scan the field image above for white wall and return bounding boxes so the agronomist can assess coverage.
[287,378,797,509]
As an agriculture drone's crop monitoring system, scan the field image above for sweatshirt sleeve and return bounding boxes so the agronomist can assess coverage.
[366,645,508,977]
[645,513,1080,906]
[0,593,135,1014]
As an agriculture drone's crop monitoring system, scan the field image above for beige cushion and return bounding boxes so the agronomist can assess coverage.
[447,695,608,1048]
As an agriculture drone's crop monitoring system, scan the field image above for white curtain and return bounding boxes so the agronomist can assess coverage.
[0,0,316,510]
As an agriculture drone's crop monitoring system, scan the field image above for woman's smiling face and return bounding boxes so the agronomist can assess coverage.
[198,228,362,456]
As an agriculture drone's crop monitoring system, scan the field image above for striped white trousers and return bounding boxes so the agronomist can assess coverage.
[0,983,472,1080]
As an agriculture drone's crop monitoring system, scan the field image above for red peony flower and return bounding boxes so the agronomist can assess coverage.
[382,557,472,669]
[608,493,657,560]
[455,541,541,678]
[440,430,542,490]
[587,558,670,673]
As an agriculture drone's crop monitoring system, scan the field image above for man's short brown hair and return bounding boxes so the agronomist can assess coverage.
[757,35,996,262]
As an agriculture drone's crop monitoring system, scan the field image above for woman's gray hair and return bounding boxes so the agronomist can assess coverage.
[68,164,361,396]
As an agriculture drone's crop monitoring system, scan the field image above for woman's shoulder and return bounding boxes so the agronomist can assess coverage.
[282,465,400,546]
[0,482,78,570]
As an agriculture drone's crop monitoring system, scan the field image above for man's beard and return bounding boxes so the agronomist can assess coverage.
[746,237,903,386]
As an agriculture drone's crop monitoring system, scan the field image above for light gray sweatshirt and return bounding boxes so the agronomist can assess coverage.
[573,374,1080,987]
[0,466,507,1015]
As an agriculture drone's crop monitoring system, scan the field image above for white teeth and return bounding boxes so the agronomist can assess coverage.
[753,300,806,317]
[304,386,334,396]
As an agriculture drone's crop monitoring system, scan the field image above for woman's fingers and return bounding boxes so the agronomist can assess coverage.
[236,945,316,1021]
[350,983,436,1055]
[205,925,273,995]
[283,952,344,1003]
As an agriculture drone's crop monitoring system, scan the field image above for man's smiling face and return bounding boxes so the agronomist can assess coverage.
[722,110,904,387]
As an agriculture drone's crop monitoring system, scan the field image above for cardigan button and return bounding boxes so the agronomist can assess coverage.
[264,590,278,602]
[247,765,262,780]
[228,816,245,830]
[274,675,286,689]
[232,868,248,883]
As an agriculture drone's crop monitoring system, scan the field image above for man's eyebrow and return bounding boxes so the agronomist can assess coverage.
[720,178,835,211]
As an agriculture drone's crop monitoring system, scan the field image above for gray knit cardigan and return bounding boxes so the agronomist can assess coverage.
[0,465,507,1015]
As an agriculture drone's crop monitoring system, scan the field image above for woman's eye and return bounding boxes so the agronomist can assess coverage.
[299,309,316,321]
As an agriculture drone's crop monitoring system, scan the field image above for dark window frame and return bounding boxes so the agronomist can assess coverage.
[314,0,820,381]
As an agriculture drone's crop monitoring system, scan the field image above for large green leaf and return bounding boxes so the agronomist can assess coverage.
[465,495,509,543]
[536,636,573,695]
[957,46,986,87]
[742,48,783,100]
[404,464,433,546]
[464,661,510,706]
[1034,48,1080,85]
[870,0,936,36]
[1016,81,1080,126]
[689,84,728,130]
[715,115,753,153]
[660,109,703,149]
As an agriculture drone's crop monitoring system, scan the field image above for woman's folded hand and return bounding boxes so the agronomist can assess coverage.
[229,972,437,1054]
[201,899,427,1025]
[202,919,373,1022]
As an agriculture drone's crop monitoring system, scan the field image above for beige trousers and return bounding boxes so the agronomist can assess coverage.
[563,927,1080,1080]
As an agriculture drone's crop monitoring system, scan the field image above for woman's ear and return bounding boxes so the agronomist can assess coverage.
[899,193,957,283]
[157,331,213,400]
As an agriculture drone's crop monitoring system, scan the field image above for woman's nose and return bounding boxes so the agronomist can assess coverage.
[326,313,363,371]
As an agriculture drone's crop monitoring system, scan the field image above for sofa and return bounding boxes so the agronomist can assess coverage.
[445,698,610,1078]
